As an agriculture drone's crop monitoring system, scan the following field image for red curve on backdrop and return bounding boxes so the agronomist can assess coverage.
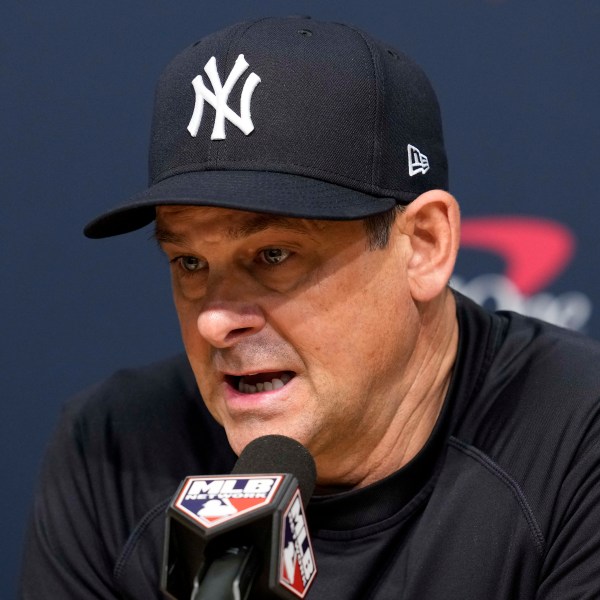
[460,217,575,296]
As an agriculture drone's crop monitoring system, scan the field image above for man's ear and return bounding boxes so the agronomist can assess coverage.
[399,190,460,303]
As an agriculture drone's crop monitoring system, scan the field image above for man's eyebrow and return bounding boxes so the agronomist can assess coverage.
[154,214,314,246]
[153,228,189,246]
[230,214,313,239]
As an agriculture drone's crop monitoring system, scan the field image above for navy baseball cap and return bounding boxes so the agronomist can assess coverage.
[84,16,448,238]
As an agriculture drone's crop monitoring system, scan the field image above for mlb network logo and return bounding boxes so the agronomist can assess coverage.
[279,489,317,598]
[174,475,283,528]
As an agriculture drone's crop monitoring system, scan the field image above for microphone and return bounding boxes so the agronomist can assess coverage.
[161,435,318,599]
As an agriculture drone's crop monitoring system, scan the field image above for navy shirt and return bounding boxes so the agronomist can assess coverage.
[20,293,600,598]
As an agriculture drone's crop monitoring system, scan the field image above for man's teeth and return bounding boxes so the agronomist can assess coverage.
[238,373,292,394]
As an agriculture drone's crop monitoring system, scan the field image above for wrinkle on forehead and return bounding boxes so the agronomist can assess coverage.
[154,206,328,246]
[226,213,324,239]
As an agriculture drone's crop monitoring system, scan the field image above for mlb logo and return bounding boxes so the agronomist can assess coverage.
[174,475,283,528]
[279,489,317,598]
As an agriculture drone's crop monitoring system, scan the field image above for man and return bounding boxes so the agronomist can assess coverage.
[20,16,600,599]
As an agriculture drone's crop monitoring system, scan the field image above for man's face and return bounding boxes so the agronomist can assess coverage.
[156,205,422,483]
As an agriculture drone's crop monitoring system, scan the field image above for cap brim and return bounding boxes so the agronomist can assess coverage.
[84,170,403,238]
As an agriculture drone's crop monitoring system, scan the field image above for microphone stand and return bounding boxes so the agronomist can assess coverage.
[191,546,259,600]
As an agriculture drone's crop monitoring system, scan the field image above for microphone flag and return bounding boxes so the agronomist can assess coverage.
[161,435,317,599]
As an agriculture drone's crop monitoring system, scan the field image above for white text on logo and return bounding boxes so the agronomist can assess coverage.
[286,495,315,586]
[185,477,275,500]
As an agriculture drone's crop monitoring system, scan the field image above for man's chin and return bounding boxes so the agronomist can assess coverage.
[225,424,307,458]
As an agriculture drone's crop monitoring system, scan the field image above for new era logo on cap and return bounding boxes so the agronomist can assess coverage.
[407,144,430,176]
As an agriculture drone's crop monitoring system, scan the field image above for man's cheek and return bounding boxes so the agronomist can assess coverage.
[176,306,202,343]
[194,375,224,421]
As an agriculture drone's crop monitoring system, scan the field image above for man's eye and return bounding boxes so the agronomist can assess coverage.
[176,256,205,272]
[259,248,291,265]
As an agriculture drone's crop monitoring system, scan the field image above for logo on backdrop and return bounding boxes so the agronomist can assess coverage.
[175,475,282,528]
[187,54,261,140]
[452,216,592,331]
[279,489,317,598]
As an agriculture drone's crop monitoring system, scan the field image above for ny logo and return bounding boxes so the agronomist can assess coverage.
[187,54,261,140]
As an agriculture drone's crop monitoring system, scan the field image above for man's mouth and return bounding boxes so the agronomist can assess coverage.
[227,371,295,394]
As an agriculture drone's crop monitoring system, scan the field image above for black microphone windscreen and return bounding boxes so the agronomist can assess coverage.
[232,435,316,506]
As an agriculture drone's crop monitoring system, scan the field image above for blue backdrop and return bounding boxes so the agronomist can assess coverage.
[3,1,599,596]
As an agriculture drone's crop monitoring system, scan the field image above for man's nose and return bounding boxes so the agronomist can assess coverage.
[196,276,266,348]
